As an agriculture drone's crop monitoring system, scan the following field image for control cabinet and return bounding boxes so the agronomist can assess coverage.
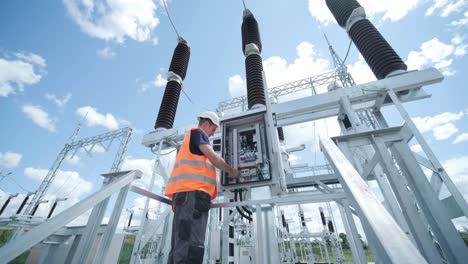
[221,111,271,187]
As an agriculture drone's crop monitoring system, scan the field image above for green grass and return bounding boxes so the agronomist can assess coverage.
[118,235,136,264]
[294,243,374,263]
[0,229,31,264]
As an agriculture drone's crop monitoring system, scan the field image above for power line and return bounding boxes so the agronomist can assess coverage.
[341,39,352,66]
[162,0,180,38]
[181,85,212,112]
[64,181,82,198]
[3,174,31,193]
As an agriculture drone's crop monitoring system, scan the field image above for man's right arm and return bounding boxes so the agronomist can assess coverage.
[199,143,240,177]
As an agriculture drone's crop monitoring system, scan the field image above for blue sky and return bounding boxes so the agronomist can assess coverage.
[0,0,467,230]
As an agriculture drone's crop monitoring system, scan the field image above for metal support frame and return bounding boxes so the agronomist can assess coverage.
[134,64,465,264]
[23,127,133,217]
[329,121,468,263]
[386,89,468,219]
[391,140,468,263]
[252,204,280,264]
[370,136,442,263]
[271,68,442,127]
[130,140,165,264]
[321,136,428,263]
[0,170,142,263]
[216,71,340,112]
[71,128,133,264]
[337,96,414,241]
[337,200,367,264]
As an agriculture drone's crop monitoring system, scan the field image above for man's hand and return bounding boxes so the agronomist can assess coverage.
[228,168,240,178]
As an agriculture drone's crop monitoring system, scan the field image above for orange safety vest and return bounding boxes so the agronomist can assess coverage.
[164,128,217,200]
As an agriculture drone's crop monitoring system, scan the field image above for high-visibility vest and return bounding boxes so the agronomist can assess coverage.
[164,128,217,200]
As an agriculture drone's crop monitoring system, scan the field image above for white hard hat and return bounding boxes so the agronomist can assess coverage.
[197,111,220,127]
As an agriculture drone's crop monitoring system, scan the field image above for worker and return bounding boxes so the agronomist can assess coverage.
[165,111,240,264]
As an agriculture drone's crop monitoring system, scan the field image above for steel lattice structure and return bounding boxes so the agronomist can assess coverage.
[22,127,133,216]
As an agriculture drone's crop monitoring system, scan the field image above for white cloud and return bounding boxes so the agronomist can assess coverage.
[412,111,464,133]
[82,144,106,153]
[0,52,45,97]
[406,37,466,76]
[141,73,167,92]
[121,153,176,192]
[152,73,166,87]
[45,93,72,108]
[413,111,466,141]
[432,122,459,140]
[65,155,81,165]
[14,52,47,67]
[0,151,23,169]
[426,0,466,17]
[410,144,423,153]
[265,42,330,90]
[453,133,468,144]
[228,41,330,100]
[97,46,116,59]
[152,36,159,46]
[64,0,160,43]
[451,10,468,26]
[22,104,57,132]
[308,0,423,25]
[228,75,245,98]
[452,36,467,57]
[284,118,341,153]
[22,167,94,220]
[24,167,93,200]
[347,56,376,84]
[121,157,159,190]
[442,155,468,201]
[288,153,301,164]
[76,106,120,130]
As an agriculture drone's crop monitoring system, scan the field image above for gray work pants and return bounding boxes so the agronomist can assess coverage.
[167,191,210,264]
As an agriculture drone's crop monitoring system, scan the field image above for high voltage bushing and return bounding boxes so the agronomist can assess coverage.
[277,127,285,141]
[319,207,327,226]
[325,0,362,28]
[155,81,182,129]
[242,9,266,109]
[349,19,407,79]
[242,9,262,54]
[328,220,335,233]
[326,0,407,80]
[169,38,191,80]
[245,52,266,108]
[300,212,306,227]
[154,38,191,129]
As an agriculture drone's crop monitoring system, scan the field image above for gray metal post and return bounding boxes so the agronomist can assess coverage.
[221,192,235,264]
[93,184,131,263]
[321,136,427,263]
[337,200,367,264]
[252,204,280,264]
[391,140,468,263]
[71,182,112,264]
[371,136,443,263]
[338,97,413,240]
[130,140,164,264]
[387,89,468,219]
